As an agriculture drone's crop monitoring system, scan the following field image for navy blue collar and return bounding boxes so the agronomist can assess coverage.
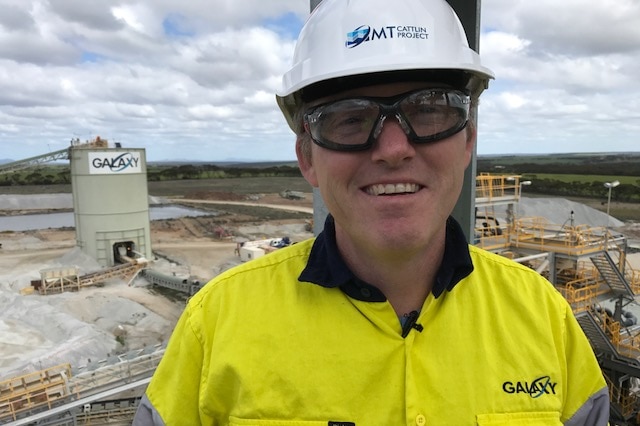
[298,215,474,302]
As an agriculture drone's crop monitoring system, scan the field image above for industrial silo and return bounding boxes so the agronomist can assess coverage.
[69,139,152,266]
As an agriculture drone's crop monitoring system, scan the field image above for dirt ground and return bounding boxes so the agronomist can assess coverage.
[151,191,314,278]
[0,190,315,281]
[0,189,315,379]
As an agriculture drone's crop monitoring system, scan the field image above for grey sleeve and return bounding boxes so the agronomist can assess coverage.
[565,387,610,426]
[132,394,167,426]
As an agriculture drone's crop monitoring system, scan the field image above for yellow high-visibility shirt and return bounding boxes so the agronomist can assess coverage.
[135,222,608,426]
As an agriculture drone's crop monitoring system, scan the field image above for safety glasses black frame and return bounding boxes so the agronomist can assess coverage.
[303,88,471,152]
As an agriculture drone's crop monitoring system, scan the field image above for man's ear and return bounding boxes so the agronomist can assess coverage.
[296,140,319,187]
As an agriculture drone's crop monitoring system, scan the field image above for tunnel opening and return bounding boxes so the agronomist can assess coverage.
[113,241,136,264]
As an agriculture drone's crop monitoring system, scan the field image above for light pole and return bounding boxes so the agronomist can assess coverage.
[603,180,620,250]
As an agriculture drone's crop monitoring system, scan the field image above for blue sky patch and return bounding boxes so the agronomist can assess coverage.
[163,14,195,38]
[262,12,303,39]
[81,51,106,63]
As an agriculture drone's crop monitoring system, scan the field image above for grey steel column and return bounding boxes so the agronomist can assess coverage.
[446,0,480,241]
[308,0,481,239]
[310,0,327,235]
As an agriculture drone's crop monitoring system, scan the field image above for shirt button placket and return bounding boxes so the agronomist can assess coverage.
[415,414,426,426]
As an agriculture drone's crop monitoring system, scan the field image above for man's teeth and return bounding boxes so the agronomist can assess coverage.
[366,183,420,195]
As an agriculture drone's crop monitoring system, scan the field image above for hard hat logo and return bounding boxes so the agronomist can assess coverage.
[346,25,370,48]
[346,25,430,49]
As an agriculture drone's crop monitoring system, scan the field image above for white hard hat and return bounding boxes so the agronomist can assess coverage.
[276,0,494,131]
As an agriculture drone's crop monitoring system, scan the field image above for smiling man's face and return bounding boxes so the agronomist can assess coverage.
[297,81,475,257]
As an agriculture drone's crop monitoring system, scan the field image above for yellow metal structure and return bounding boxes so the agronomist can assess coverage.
[476,174,640,422]
[0,364,74,422]
[0,347,163,423]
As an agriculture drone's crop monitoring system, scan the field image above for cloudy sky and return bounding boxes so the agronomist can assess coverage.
[0,0,638,163]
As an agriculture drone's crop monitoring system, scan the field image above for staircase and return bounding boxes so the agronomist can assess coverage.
[590,252,634,296]
[575,311,619,357]
[577,310,640,423]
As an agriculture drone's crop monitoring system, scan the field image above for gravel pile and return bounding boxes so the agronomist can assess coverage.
[0,246,179,381]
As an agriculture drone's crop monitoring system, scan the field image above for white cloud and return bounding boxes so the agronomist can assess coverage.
[481,31,530,56]
[482,0,640,55]
[111,6,148,34]
[477,0,640,154]
[498,92,527,110]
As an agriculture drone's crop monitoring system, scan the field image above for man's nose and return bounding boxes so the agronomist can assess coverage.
[370,114,416,164]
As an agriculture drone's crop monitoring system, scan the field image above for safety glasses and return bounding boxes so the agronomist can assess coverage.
[303,88,471,151]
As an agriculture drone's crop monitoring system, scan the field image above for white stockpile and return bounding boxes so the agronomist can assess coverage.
[0,243,176,381]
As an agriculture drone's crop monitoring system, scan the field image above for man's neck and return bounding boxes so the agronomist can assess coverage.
[335,228,446,316]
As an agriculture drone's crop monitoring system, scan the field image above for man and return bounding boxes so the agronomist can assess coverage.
[134,0,609,424]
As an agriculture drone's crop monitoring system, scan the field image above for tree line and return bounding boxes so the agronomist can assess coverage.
[146,164,302,181]
[477,158,640,177]
[515,178,639,203]
[0,164,302,187]
[477,156,640,202]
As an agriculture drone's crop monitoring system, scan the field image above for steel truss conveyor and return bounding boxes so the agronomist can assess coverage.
[0,137,109,175]
[35,260,147,294]
[0,346,164,424]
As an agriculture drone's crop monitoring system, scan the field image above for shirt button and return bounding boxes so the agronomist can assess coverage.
[360,288,371,298]
[415,414,426,425]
